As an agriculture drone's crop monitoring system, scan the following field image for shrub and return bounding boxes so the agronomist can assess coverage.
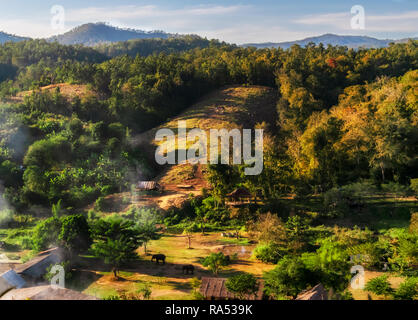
[347,242,383,269]
[225,273,258,299]
[253,242,286,264]
[410,179,418,195]
[31,217,61,251]
[59,214,92,254]
[322,188,349,218]
[0,209,13,227]
[94,196,106,211]
[263,255,315,299]
[381,182,412,197]
[365,275,394,298]
[200,252,230,275]
[393,277,418,300]
[44,261,72,282]
[409,212,418,234]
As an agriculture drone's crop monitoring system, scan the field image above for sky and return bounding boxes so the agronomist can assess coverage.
[0,0,417,44]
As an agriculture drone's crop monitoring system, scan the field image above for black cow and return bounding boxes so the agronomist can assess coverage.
[182,265,195,275]
[151,254,166,264]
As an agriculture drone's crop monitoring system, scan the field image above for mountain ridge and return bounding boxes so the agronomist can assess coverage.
[242,33,418,49]
[47,22,174,46]
[0,23,416,48]
[0,31,30,44]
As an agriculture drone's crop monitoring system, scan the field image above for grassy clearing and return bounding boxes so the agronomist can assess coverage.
[132,85,277,184]
[76,232,274,300]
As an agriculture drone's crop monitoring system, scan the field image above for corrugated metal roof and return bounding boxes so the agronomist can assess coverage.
[0,270,26,296]
[15,248,64,279]
[0,285,98,300]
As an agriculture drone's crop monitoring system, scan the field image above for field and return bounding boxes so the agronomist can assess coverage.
[68,232,273,300]
[7,83,97,103]
[133,85,277,187]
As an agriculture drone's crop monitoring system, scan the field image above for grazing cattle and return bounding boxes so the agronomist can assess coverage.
[225,255,231,264]
[182,265,195,275]
[221,232,236,238]
[151,254,166,264]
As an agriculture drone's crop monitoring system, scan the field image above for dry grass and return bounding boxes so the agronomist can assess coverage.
[80,232,274,300]
[349,271,405,300]
[9,83,97,103]
[131,85,277,187]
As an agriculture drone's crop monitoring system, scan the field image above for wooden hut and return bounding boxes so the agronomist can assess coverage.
[296,283,328,300]
[226,188,252,205]
[199,277,263,300]
[136,181,161,191]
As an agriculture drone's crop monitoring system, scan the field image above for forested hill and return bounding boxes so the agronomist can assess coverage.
[48,23,173,46]
[0,39,416,212]
[242,33,417,49]
[95,36,228,58]
[0,32,29,44]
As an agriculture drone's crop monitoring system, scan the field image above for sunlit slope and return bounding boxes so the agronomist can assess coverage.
[132,85,277,185]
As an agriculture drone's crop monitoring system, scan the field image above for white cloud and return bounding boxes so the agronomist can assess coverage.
[0,18,59,38]
[66,4,249,24]
[294,10,418,33]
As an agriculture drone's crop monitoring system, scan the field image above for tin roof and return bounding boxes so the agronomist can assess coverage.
[0,270,26,296]
[0,285,98,300]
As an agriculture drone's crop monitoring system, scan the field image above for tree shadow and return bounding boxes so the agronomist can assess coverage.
[67,270,103,292]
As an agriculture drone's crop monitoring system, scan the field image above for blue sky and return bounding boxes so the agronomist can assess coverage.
[1,0,417,43]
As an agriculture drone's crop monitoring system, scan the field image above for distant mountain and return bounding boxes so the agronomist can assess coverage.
[48,23,174,46]
[242,33,417,49]
[0,31,29,44]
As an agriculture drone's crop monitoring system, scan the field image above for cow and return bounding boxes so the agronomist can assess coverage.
[151,254,166,264]
[182,265,195,275]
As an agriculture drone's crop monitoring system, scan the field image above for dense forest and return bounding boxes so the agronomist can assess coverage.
[0,38,417,300]
[0,39,416,209]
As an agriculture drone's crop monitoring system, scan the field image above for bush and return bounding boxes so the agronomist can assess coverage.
[59,214,92,254]
[322,188,349,218]
[44,261,72,282]
[410,212,418,234]
[31,217,62,251]
[393,277,418,300]
[0,209,13,227]
[364,275,394,298]
[253,242,286,264]
[347,242,383,269]
[200,252,230,275]
[94,196,106,211]
[225,273,258,299]
[410,179,418,196]
[381,182,412,197]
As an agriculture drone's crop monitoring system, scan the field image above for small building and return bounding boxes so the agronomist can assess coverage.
[136,181,161,191]
[15,248,65,285]
[200,277,264,300]
[0,270,26,297]
[296,283,328,300]
[226,188,252,205]
[0,285,98,300]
